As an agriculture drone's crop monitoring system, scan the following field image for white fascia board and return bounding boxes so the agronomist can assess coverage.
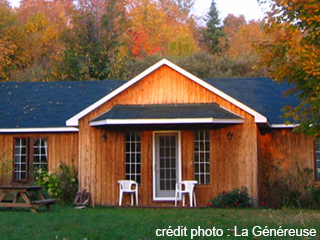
[66,58,267,127]
[90,118,245,126]
[269,124,298,128]
[0,127,79,133]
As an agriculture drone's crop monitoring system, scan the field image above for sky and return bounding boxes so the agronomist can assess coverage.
[8,0,267,22]
[193,0,267,22]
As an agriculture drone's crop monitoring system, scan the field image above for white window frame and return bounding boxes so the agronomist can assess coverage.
[125,131,141,184]
[14,138,28,181]
[194,130,211,184]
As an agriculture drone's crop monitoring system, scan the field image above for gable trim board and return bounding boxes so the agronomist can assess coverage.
[0,127,78,133]
[66,59,268,127]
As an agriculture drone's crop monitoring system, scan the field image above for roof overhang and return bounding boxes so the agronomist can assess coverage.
[90,104,245,127]
[0,127,78,133]
[66,59,267,127]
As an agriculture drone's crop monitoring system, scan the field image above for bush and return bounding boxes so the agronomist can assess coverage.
[208,187,252,208]
[35,163,78,204]
[309,186,320,209]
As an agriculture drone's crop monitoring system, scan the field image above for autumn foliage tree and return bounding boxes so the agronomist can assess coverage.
[60,0,129,80]
[258,0,320,137]
[0,0,270,81]
[0,1,25,81]
[125,0,199,59]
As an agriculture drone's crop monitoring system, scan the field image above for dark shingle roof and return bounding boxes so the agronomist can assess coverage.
[0,81,125,128]
[0,77,297,129]
[91,103,243,123]
[204,78,298,124]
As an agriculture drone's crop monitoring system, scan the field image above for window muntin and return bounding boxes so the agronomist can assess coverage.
[13,137,48,181]
[125,132,141,184]
[194,130,210,184]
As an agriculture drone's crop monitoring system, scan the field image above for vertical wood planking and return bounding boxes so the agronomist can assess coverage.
[0,132,78,184]
[77,65,261,206]
[258,129,314,201]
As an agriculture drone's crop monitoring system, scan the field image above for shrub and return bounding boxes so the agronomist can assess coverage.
[208,187,252,208]
[309,186,320,209]
[35,163,78,204]
[261,158,315,209]
[58,163,78,204]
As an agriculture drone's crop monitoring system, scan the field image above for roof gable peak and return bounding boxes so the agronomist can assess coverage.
[66,59,267,127]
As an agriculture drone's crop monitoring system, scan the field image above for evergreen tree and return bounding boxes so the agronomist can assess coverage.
[203,0,224,54]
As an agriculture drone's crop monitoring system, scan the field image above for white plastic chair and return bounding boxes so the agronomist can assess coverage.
[175,180,198,207]
[118,180,138,206]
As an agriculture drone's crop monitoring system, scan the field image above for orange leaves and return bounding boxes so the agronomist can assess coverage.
[24,12,49,33]
[124,0,199,59]
[257,0,320,137]
[0,37,17,80]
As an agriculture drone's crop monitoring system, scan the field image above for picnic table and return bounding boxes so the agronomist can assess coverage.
[0,186,56,213]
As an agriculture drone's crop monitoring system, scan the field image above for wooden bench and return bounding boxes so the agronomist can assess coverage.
[32,199,57,211]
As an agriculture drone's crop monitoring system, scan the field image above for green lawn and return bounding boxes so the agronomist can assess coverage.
[0,206,319,240]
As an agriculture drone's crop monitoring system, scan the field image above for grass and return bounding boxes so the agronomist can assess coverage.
[0,205,320,239]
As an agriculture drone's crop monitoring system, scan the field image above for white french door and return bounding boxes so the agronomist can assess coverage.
[153,131,181,201]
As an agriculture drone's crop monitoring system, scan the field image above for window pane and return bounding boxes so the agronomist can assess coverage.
[205,174,210,184]
[136,175,141,184]
[125,154,130,163]
[136,154,141,163]
[21,147,26,155]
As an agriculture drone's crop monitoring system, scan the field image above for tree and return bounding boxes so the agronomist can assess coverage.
[0,1,26,81]
[220,14,246,52]
[257,0,320,137]
[203,0,225,54]
[12,0,73,81]
[125,0,199,59]
[61,0,130,80]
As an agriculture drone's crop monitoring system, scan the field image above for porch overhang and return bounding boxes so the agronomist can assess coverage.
[90,104,244,127]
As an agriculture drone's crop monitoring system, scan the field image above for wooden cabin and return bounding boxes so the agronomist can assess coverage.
[0,59,317,206]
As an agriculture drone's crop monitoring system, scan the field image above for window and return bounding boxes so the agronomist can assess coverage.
[125,132,141,184]
[14,137,48,181]
[315,142,320,180]
[194,130,210,184]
